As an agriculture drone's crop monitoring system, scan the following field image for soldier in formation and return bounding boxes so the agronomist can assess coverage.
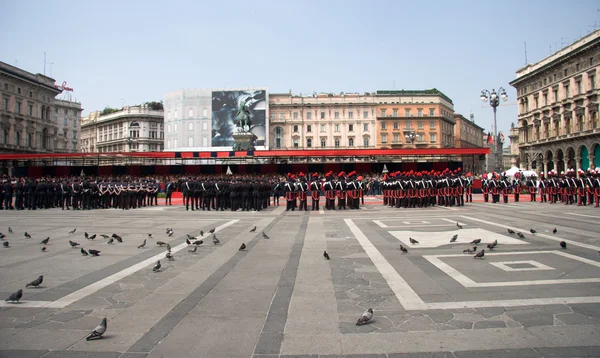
[524,168,600,208]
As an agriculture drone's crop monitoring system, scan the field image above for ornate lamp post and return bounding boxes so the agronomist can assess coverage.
[480,88,508,172]
[405,130,418,144]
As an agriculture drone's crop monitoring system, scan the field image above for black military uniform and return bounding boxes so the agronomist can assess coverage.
[61,180,72,210]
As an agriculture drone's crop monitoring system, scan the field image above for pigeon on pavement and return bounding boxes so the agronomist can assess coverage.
[471,239,481,244]
[560,241,567,249]
[40,237,49,245]
[409,237,419,244]
[356,308,374,326]
[69,228,76,234]
[213,235,220,244]
[5,289,23,303]
[399,245,408,253]
[508,229,515,234]
[89,250,101,256]
[26,276,43,288]
[239,243,246,251]
[323,251,330,260]
[474,250,485,259]
[553,228,557,234]
[262,232,270,240]
[86,318,107,341]
[138,239,146,249]
[69,240,80,248]
[250,226,256,232]
[81,248,89,256]
[153,260,161,272]
[3,241,9,248]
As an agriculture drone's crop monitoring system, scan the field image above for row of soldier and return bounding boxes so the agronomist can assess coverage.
[522,169,600,207]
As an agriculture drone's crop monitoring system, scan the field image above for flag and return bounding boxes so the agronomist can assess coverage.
[500,132,505,143]
[486,133,494,144]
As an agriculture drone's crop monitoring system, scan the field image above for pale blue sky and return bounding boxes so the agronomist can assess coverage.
[1,0,599,138]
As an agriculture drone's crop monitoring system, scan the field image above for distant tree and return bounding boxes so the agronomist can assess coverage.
[101,107,119,116]
[146,101,164,111]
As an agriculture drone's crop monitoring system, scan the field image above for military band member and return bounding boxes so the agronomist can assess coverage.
[323,172,336,210]
[481,174,490,202]
[465,173,473,203]
[284,174,296,211]
[165,180,175,205]
[310,172,321,211]
[2,178,13,210]
[336,172,347,210]
[526,175,537,202]
[586,170,596,206]
[512,172,521,202]
[576,170,587,206]
[297,173,309,211]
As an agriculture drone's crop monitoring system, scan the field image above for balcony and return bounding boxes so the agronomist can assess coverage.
[519,127,600,148]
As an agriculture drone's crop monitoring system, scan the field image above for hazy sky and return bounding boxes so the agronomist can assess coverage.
[1,0,599,138]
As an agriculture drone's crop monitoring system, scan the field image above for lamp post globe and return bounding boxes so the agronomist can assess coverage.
[480,86,508,173]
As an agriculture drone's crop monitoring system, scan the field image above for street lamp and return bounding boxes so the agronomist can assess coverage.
[480,87,508,172]
[127,137,133,152]
[405,130,418,144]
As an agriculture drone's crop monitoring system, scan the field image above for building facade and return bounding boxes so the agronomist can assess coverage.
[506,123,520,168]
[0,61,62,153]
[453,113,485,173]
[80,104,164,153]
[53,99,83,152]
[510,29,600,174]
[269,92,377,149]
[375,89,455,149]
[163,89,212,150]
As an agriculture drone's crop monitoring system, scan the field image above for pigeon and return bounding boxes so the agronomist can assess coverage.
[187,234,195,241]
[507,229,515,234]
[167,230,173,237]
[560,241,567,249]
[491,239,498,247]
[186,238,191,245]
[138,239,146,249]
[88,234,96,240]
[86,318,107,341]
[26,275,43,288]
[262,232,270,240]
[457,222,463,229]
[463,246,477,254]
[24,232,31,239]
[148,233,152,238]
[399,245,408,253]
[209,228,215,234]
[356,308,374,326]
[0,233,5,239]
[199,231,204,237]
[113,234,123,243]
[100,234,109,239]
[107,238,114,244]
[471,239,481,244]
[165,228,171,234]
[487,243,495,250]
[5,289,23,303]
[474,250,485,259]
[553,228,557,234]
[69,228,76,234]
[323,250,330,260]
[166,252,174,261]
[450,235,458,243]
[517,232,525,239]
[166,243,171,252]
[213,235,220,244]
[193,240,203,246]
[188,246,198,253]
[40,237,49,245]
[239,243,246,251]
[69,240,80,248]
[40,246,47,252]
[8,227,13,233]
[250,226,256,232]
[3,241,9,248]
[409,237,419,244]
[89,249,101,256]
[530,229,536,234]
[84,232,89,239]
[81,248,89,256]
[153,260,161,272]
[156,241,166,247]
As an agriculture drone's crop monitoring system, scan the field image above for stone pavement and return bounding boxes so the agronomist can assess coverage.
[0,198,600,358]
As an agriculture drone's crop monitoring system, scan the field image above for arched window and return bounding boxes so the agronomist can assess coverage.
[188,137,194,147]
[15,131,20,146]
[274,126,283,148]
[41,128,48,149]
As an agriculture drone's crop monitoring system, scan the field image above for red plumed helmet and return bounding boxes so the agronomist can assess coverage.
[298,172,305,177]
[312,172,319,178]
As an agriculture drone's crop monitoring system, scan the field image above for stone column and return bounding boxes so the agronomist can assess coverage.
[554,160,560,174]
[589,154,596,171]
[543,161,548,175]
[575,155,581,177]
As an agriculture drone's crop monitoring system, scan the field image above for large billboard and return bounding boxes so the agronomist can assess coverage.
[211,89,268,149]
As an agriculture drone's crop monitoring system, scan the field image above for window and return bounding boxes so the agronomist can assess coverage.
[293,125,299,132]
[348,137,354,146]
[203,108,208,117]
[188,137,194,146]
[363,123,369,131]
[167,112,171,120]
[202,122,208,130]
[430,133,437,143]
[174,110,178,119]
[405,109,411,117]
[279,113,285,120]
[405,121,411,129]
[321,138,326,147]
[16,101,21,114]
[393,133,399,143]
[534,97,539,108]
[174,123,178,132]
[167,124,171,133]
[430,121,435,129]
[15,131,20,146]
[590,74,596,90]
[320,124,325,132]
[554,89,559,102]
[275,137,281,148]
[381,134,387,143]
[188,123,193,131]
[3,97,8,110]
[293,138,299,148]
[348,124,353,132]
[577,81,582,94]
[320,111,325,119]
[334,138,340,147]
[393,121,399,130]
[381,122,386,130]
[334,124,340,132]
[429,108,435,116]
[27,133,31,147]
[307,138,312,147]
[188,109,193,117]
[348,111,353,119]
[293,112,298,119]
[64,118,68,126]
[565,84,570,98]
[380,109,386,117]
[591,57,595,66]
[554,74,557,81]
[28,104,33,116]
[418,121,423,129]
[577,63,580,71]
[173,138,178,148]
[543,93,548,105]
[334,111,339,119]
[417,109,423,117]
[393,109,398,117]
[363,137,369,147]
[306,111,312,119]
[363,111,368,118]
[17,87,21,94]
[579,115,585,131]
[307,125,312,133]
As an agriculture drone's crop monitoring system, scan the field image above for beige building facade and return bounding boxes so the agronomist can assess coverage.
[0,61,63,153]
[453,113,485,173]
[510,29,600,174]
[54,99,83,152]
[80,104,164,153]
[269,92,377,149]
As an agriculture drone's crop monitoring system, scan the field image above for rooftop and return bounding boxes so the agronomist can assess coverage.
[376,89,453,104]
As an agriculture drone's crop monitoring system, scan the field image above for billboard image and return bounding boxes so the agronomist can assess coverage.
[211,89,268,149]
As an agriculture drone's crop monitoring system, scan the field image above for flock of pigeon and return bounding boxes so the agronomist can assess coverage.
[1,223,275,340]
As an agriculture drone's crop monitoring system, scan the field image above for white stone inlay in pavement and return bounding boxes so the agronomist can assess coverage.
[389,228,529,248]
[490,260,555,272]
